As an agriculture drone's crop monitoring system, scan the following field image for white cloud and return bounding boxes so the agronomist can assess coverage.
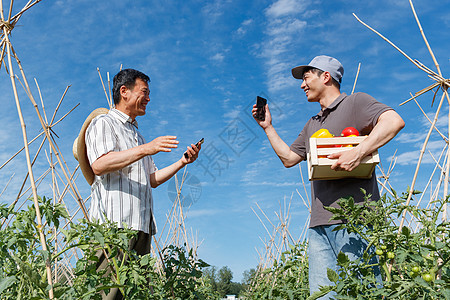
[202,0,232,21]
[393,150,422,165]
[265,0,307,18]
[236,19,253,36]
[393,139,447,166]
[266,18,306,36]
[211,52,225,63]
[261,1,308,93]
[396,132,427,144]
[223,106,242,120]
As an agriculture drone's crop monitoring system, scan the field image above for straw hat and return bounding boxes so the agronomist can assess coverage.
[73,108,109,185]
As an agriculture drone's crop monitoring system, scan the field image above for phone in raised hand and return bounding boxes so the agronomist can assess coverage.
[184,138,204,159]
[255,96,267,121]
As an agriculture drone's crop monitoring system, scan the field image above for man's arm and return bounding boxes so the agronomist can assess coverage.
[149,143,201,188]
[91,136,179,176]
[329,110,405,171]
[252,104,303,168]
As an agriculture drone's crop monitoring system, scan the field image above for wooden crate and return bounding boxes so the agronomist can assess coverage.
[307,136,379,181]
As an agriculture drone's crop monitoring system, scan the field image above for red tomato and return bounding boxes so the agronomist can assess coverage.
[341,127,359,137]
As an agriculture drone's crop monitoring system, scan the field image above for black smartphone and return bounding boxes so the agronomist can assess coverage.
[256,96,267,121]
[184,138,204,159]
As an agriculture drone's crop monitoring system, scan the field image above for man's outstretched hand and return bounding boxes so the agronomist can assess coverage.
[145,136,179,155]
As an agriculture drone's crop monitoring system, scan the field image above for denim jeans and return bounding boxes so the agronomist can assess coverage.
[308,224,380,299]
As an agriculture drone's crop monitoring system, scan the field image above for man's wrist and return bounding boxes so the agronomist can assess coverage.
[264,124,275,132]
[179,158,188,167]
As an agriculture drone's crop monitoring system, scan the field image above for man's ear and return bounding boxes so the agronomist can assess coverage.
[119,85,129,101]
[322,71,333,85]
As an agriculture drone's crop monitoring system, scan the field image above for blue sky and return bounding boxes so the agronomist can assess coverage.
[0,0,449,281]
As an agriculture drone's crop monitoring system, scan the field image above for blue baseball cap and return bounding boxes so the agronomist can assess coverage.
[292,55,344,83]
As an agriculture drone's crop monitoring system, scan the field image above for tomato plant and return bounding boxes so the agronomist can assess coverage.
[0,197,218,299]
[387,251,395,259]
[422,273,433,282]
[245,189,450,300]
[318,190,450,299]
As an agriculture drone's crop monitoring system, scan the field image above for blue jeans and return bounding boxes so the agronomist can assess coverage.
[308,225,381,299]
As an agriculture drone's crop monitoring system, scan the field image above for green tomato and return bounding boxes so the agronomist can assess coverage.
[387,252,395,259]
[380,245,387,250]
[375,249,383,256]
[412,266,420,273]
[422,273,433,282]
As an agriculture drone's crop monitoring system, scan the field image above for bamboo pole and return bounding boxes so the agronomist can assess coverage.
[2,22,54,299]
[412,94,447,141]
[0,173,13,198]
[408,0,442,77]
[10,44,90,220]
[443,88,450,222]
[49,85,71,126]
[353,13,444,82]
[97,68,113,109]
[398,92,446,233]
[351,62,361,95]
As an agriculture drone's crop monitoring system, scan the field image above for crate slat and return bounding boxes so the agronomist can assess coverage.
[308,136,379,181]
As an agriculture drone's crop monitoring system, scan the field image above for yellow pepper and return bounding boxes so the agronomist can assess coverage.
[311,128,333,138]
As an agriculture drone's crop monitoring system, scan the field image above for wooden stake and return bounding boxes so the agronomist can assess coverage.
[351,62,361,95]
[2,22,54,299]
[398,92,446,233]
[408,0,442,77]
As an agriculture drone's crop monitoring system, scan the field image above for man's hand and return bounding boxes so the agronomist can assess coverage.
[144,136,179,155]
[181,143,201,164]
[150,142,202,188]
[329,110,405,172]
[252,104,272,129]
[328,147,363,172]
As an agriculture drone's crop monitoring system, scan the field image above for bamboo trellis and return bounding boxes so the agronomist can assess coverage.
[0,2,200,298]
[354,0,449,230]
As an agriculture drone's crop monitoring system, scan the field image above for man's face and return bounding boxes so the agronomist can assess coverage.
[124,78,150,119]
[300,70,324,102]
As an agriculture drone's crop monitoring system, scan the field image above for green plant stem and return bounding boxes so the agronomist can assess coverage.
[382,263,391,282]
[105,244,125,296]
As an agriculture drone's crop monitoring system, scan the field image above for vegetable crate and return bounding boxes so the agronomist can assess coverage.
[307,136,380,181]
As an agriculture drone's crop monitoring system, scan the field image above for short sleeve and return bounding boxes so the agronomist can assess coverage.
[85,116,117,165]
[352,93,392,134]
[289,120,311,159]
[148,156,158,174]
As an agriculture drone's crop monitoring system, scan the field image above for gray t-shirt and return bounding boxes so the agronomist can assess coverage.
[290,92,392,228]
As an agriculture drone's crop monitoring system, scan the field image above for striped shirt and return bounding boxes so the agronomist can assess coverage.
[86,108,157,234]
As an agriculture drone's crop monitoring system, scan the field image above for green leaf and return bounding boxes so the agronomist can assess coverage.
[93,231,105,246]
[0,276,16,293]
[337,252,349,265]
[306,285,334,300]
[401,226,410,238]
[38,250,50,262]
[327,268,339,283]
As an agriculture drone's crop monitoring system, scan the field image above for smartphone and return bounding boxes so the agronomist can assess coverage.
[184,138,204,159]
[255,96,267,121]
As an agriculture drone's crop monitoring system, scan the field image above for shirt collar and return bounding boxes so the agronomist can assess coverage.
[110,108,139,128]
[325,92,347,111]
[315,93,347,119]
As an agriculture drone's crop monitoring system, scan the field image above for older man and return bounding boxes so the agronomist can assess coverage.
[85,68,200,299]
